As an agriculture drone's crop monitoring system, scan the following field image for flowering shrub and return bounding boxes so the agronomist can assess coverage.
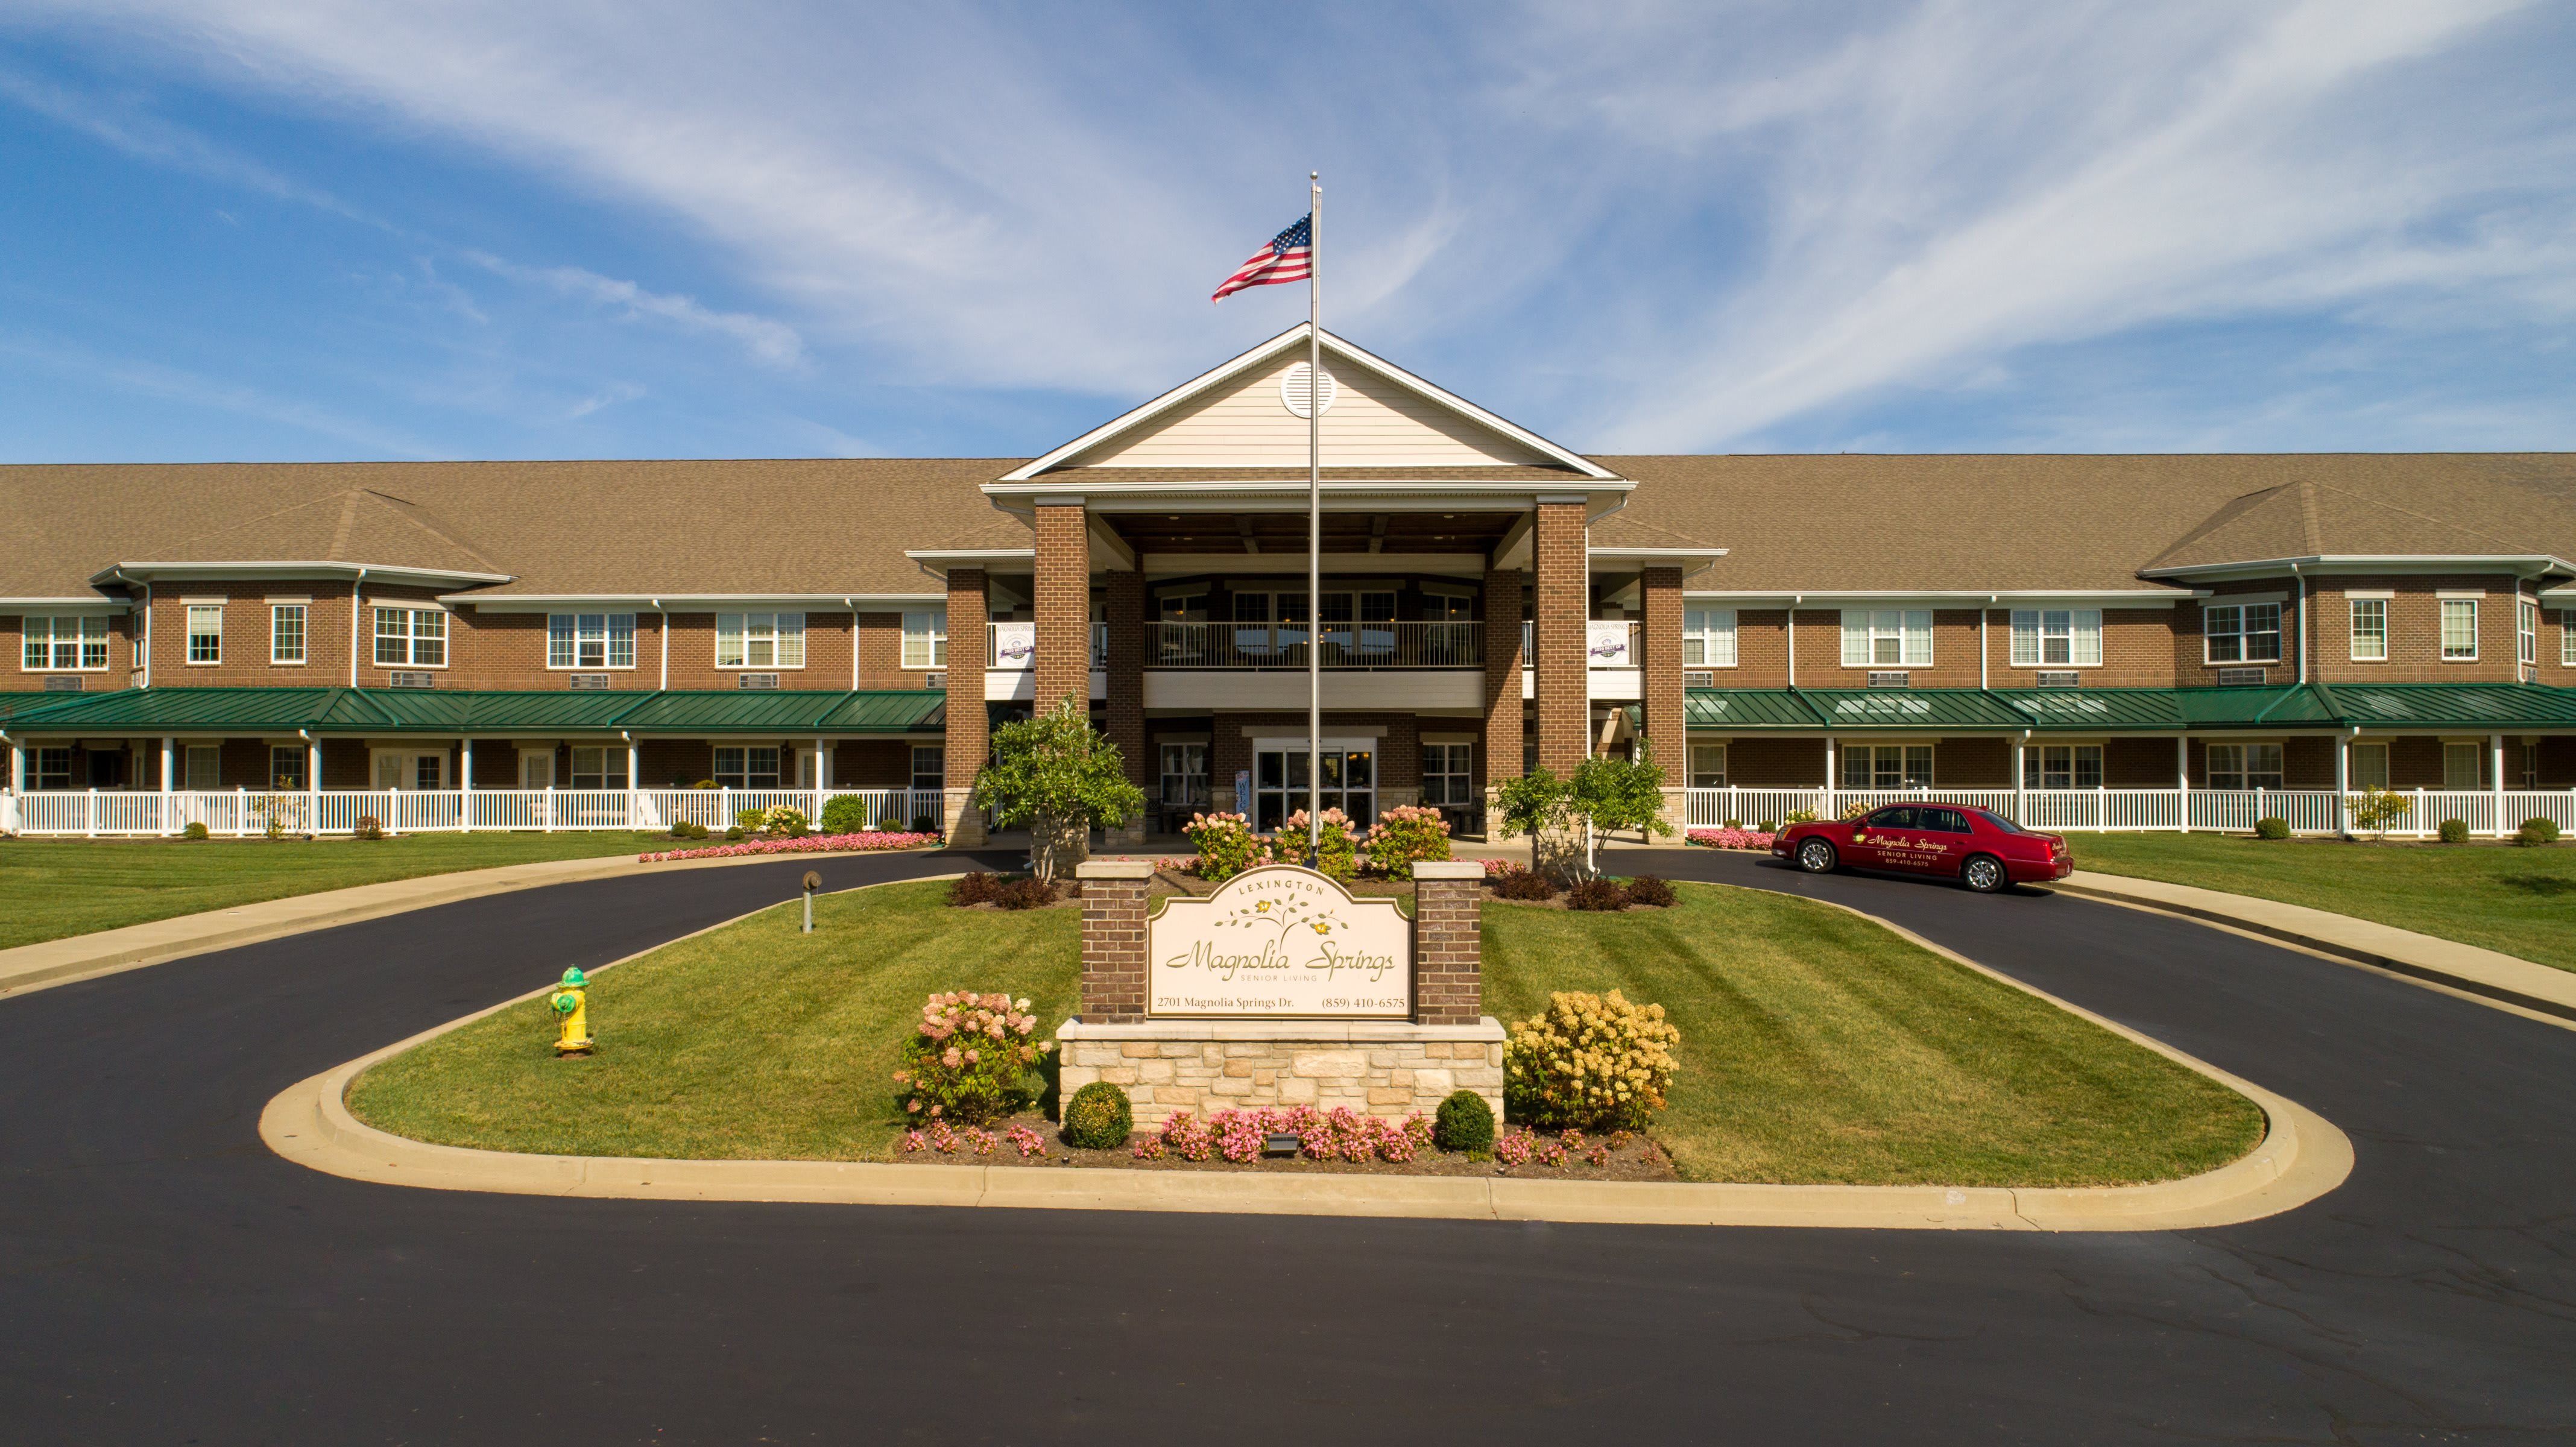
[1162,1111,1216,1162]
[1184,812,1269,880]
[1005,1123,1047,1158]
[1585,1144,1609,1168]
[1493,1127,1536,1165]
[1480,857,1526,878]
[1839,801,1874,822]
[1687,827,1777,851]
[1149,1106,1434,1165]
[1361,805,1452,880]
[639,830,938,862]
[1504,989,1682,1132]
[1130,1136,1167,1161]
[1783,809,1819,824]
[1154,856,1203,875]
[892,991,1053,1125]
[1273,809,1359,881]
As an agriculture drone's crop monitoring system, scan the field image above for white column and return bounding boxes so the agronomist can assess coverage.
[308,737,322,835]
[2332,731,2349,838]
[627,738,640,831]
[459,737,473,832]
[2493,731,2508,837]
[160,736,175,837]
[7,736,21,795]
[1822,736,1837,819]
[2177,734,2190,832]
[813,734,828,825]
[2012,737,2025,825]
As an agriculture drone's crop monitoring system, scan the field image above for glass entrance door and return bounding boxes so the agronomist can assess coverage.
[1252,747,1374,831]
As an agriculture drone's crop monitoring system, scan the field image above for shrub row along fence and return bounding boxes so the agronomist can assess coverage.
[3,787,945,838]
[1681,786,2576,840]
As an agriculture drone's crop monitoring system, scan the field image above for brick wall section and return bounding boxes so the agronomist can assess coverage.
[943,568,988,787]
[1725,608,1788,687]
[143,581,352,687]
[1481,568,1523,791]
[1721,736,1827,787]
[1034,504,1090,716]
[1638,566,1686,772]
[1411,863,1484,1025]
[1982,607,2180,689]
[2308,575,2530,684]
[1076,863,1150,1023]
[2543,605,2574,687]
[2107,736,2186,788]
[1102,570,1147,787]
[1532,502,1588,774]
[2,609,139,695]
[1936,736,2009,785]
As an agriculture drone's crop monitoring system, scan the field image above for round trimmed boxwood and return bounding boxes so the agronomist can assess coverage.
[2438,817,2470,844]
[2520,816,2562,845]
[1435,1088,1494,1153]
[2253,816,2291,840]
[180,821,209,840]
[1062,1080,1133,1150]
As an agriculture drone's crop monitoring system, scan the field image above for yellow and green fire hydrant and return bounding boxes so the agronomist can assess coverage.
[548,967,593,1055]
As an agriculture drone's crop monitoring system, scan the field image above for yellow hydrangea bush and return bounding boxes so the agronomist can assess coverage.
[1503,989,1681,1131]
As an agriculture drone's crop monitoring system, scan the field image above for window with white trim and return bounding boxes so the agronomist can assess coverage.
[21,615,111,672]
[2442,742,2480,789]
[2349,742,2389,790]
[1421,742,1474,805]
[1840,610,1932,667]
[2203,602,2281,664]
[2520,597,2537,667]
[373,607,447,667]
[1683,608,1737,668]
[2348,599,2387,661]
[568,746,630,790]
[2564,609,2576,667]
[33,747,72,789]
[1688,743,1728,789]
[912,745,947,793]
[187,605,224,665]
[268,745,308,792]
[902,610,948,668]
[1840,743,1932,789]
[2009,609,2102,667]
[2206,743,2283,790]
[184,745,221,790]
[2440,599,2478,660]
[270,605,307,664]
[712,745,781,789]
[548,613,635,669]
[717,613,804,669]
[2022,744,2104,790]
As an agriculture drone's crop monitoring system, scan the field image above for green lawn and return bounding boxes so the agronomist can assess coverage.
[0,833,671,950]
[2068,832,2576,973]
[350,880,2262,1188]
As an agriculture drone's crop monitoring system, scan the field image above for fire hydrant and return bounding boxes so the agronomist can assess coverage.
[549,967,593,1055]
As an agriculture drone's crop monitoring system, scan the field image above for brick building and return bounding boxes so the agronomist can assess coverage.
[5,325,2575,838]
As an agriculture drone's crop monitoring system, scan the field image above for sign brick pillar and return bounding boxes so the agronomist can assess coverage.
[943,566,988,846]
[1076,859,1151,1023]
[1411,860,1485,1024]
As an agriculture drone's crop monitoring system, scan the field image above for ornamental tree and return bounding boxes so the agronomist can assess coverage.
[973,694,1147,881]
[1495,742,1675,880]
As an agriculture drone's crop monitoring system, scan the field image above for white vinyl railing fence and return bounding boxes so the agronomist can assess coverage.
[1682,786,2576,839]
[5,787,946,838]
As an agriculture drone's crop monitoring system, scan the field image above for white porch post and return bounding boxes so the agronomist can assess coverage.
[2492,731,2508,837]
[2012,734,2026,826]
[2176,733,2189,830]
[813,734,827,826]
[1823,736,1837,819]
[2332,730,2350,838]
[459,737,473,832]
[627,737,641,831]
[307,737,321,835]
[160,736,175,836]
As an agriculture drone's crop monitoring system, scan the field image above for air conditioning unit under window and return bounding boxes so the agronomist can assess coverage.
[923,672,946,690]
[1684,670,1715,688]
[2215,667,2267,687]
[386,672,437,689]
[737,673,780,690]
[2036,672,2080,689]
[1866,671,1910,689]
[41,675,81,692]
[567,673,611,691]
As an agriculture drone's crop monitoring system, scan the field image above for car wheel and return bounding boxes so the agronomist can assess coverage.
[1962,854,2007,893]
[1796,838,1839,874]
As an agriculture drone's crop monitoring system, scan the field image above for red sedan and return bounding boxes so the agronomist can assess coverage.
[1769,804,2071,893]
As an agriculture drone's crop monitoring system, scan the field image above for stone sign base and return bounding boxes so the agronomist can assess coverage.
[1056,1017,1505,1130]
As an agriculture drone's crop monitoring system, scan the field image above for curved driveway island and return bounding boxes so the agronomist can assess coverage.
[4,847,2569,1443]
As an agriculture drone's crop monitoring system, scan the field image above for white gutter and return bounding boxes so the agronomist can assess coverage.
[2141,553,2576,581]
[96,561,513,587]
[1686,588,2186,606]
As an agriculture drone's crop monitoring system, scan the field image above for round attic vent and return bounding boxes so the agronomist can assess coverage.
[1280,361,1337,418]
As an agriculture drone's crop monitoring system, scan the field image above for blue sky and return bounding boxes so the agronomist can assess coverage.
[2,1,2572,464]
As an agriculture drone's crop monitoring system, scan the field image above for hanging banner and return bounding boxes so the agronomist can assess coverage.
[1148,866,1410,1018]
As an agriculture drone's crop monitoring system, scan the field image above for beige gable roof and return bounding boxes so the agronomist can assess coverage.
[136,485,510,579]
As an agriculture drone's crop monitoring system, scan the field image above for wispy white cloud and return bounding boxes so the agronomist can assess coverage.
[0,328,438,457]
[464,252,802,367]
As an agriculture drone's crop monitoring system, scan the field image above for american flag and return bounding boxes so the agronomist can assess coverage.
[1211,216,1313,302]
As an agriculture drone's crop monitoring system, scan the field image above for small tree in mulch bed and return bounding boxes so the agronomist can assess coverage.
[974,693,1147,883]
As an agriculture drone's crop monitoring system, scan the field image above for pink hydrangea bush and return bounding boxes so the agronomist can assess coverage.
[1686,827,1776,851]
[1481,857,1528,878]
[892,991,1053,1125]
[640,830,939,863]
[1183,812,1270,881]
[1359,804,1453,880]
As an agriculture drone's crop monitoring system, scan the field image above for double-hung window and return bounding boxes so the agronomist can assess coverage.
[901,610,947,668]
[2440,599,2478,661]
[184,745,222,790]
[2022,744,2103,790]
[21,615,111,672]
[717,613,804,669]
[2206,743,2284,790]
[1157,742,1206,807]
[187,605,224,665]
[567,746,630,790]
[711,746,781,789]
[1421,742,1474,805]
[34,747,73,790]
[548,613,635,669]
[2203,602,2282,664]
[2348,599,2387,661]
[2565,608,2576,668]
[269,745,308,792]
[1684,608,1737,668]
[1688,743,1728,789]
[1841,743,1933,789]
[912,745,947,793]
[2442,742,2481,790]
[2349,742,2389,790]
[374,607,446,667]
[1842,610,1932,667]
[2520,598,2538,667]
[2009,609,2102,667]
[270,605,307,664]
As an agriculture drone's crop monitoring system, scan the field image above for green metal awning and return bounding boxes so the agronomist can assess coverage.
[0,687,946,736]
[1687,683,2576,733]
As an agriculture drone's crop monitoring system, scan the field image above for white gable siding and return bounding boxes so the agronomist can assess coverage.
[1066,353,1554,469]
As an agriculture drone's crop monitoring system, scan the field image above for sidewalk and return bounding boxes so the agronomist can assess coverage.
[2056,870,2576,1024]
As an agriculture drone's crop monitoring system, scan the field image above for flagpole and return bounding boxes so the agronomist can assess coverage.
[1306,171,1322,861]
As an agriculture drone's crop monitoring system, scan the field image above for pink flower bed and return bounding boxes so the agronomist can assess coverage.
[1687,827,1776,851]
[1139,1106,1433,1164]
[639,830,940,863]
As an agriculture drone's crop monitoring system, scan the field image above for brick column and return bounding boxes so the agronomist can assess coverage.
[942,567,989,846]
[1034,502,1091,717]
[1639,564,1687,833]
[1103,568,1147,846]
[1482,568,1524,812]
[1076,859,1152,1023]
[1533,500,1589,776]
[1412,860,1485,1025]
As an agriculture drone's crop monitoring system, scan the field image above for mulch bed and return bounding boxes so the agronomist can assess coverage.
[884,1112,1682,1181]
[942,866,1680,912]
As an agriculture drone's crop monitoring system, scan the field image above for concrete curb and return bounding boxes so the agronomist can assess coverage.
[0,845,950,1000]
[261,880,2352,1231]
[2054,871,2576,1026]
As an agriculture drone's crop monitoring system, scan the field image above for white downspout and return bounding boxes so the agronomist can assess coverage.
[844,597,859,690]
[349,567,368,687]
[1787,594,1799,690]
[2292,564,2306,686]
[1981,594,1993,691]
[653,599,669,692]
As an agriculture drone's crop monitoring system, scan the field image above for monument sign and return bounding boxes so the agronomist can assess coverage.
[1146,866,1410,1018]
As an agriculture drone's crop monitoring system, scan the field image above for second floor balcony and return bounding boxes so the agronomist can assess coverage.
[1146,620,1481,669]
